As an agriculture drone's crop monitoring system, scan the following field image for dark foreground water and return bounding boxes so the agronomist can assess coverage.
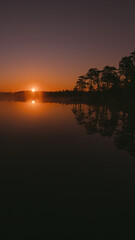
[0,101,135,239]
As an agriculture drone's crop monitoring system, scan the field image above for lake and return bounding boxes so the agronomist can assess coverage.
[0,101,135,239]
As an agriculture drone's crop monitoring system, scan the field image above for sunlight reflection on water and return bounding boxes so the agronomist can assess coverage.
[0,101,135,238]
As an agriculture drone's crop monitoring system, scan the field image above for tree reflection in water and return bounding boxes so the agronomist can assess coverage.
[72,103,135,158]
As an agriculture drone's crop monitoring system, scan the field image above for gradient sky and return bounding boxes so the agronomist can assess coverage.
[0,0,135,91]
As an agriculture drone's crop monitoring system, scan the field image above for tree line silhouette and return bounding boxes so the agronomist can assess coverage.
[72,103,135,158]
[74,51,135,94]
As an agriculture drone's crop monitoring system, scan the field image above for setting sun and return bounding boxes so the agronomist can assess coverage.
[32,89,35,92]
[32,100,35,104]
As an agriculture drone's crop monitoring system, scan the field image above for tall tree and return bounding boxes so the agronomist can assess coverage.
[129,51,135,91]
[101,66,118,90]
[119,56,134,89]
[131,51,135,65]
[75,75,87,91]
[86,68,100,91]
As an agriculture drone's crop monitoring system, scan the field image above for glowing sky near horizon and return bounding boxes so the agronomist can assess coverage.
[0,0,135,91]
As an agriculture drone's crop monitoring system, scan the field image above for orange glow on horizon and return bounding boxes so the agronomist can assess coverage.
[0,70,75,92]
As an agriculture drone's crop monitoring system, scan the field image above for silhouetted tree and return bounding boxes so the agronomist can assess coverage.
[119,56,134,89]
[101,66,118,90]
[73,50,135,94]
[129,51,135,92]
[73,86,78,92]
[131,51,135,64]
[86,68,101,91]
[75,75,87,91]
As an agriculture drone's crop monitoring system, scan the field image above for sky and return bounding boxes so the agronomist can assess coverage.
[0,0,135,91]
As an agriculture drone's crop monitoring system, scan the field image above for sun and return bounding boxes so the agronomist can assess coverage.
[32,100,35,104]
[32,88,35,92]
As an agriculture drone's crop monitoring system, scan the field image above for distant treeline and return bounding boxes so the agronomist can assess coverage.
[74,51,135,94]
[1,50,135,104]
[0,91,91,103]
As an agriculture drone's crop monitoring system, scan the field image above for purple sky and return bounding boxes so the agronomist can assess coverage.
[0,0,135,91]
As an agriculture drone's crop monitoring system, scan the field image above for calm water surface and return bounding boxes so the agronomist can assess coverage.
[0,101,135,239]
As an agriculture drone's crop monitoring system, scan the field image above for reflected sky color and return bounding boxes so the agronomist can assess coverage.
[0,101,135,237]
[0,101,134,162]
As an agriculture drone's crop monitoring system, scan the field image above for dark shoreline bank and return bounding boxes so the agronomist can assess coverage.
[0,90,134,108]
